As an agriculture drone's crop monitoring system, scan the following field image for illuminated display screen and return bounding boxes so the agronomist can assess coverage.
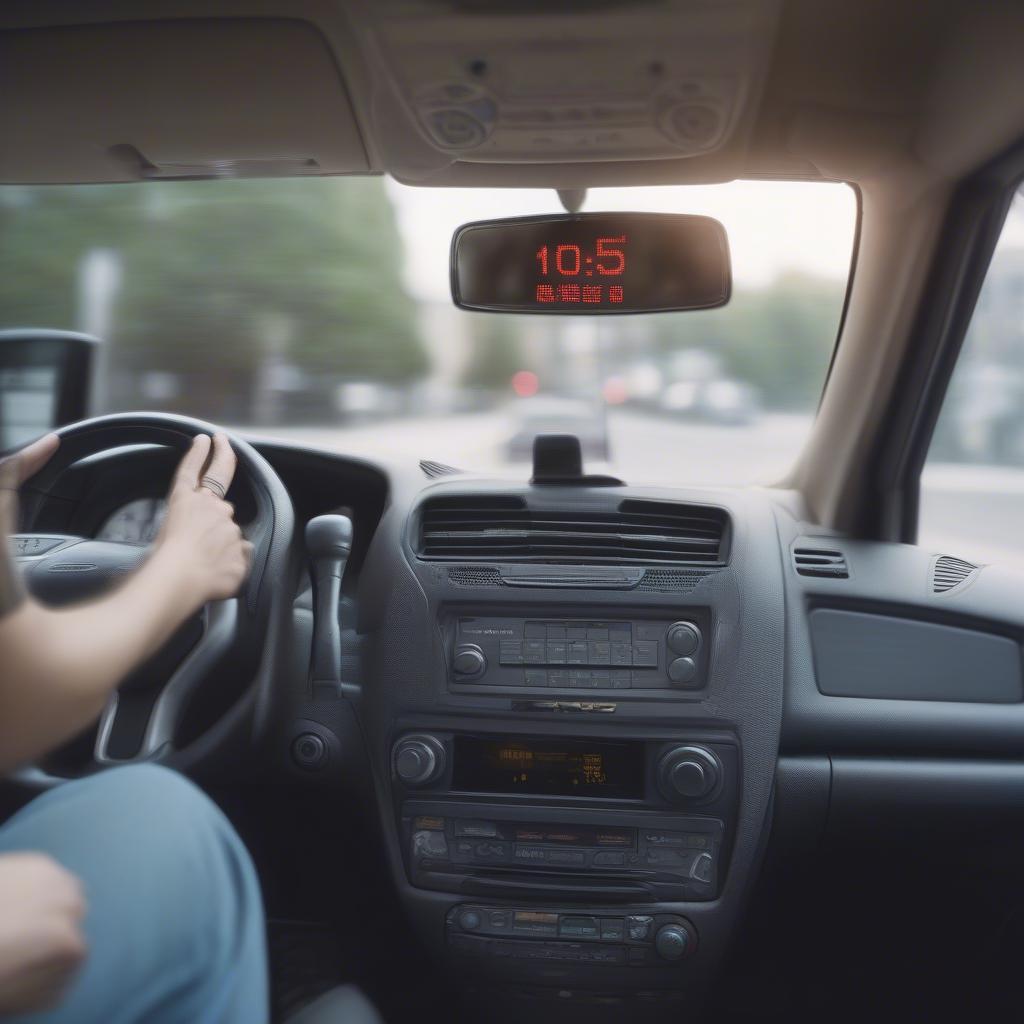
[452,736,645,799]
[451,212,731,314]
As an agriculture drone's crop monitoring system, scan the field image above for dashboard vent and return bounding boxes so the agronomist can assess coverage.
[932,555,979,593]
[793,547,848,579]
[417,495,727,565]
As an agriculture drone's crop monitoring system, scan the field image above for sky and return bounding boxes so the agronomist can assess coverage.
[388,179,858,303]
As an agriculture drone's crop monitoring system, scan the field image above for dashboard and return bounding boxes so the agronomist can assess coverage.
[20,433,1024,1022]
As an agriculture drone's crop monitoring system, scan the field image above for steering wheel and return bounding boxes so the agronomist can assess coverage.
[14,413,295,781]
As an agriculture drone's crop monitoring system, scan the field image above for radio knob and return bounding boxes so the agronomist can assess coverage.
[393,735,446,787]
[452,644,487,678]
[657,746,721,803]
[655,923,692,961]
[666,621,701,657]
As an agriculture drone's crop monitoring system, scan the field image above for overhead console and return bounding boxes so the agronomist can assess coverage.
[354,0,781,184]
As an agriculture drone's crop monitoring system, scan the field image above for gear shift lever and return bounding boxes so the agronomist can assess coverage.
[305,514,353,698]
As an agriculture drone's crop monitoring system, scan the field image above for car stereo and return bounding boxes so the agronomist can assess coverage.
[447,614,709,692]
[402,803,724,902]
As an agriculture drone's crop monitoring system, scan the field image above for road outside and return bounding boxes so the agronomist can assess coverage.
[237,408,1023,570]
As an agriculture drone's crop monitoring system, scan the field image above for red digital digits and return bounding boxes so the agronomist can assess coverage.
[535,235,626,306]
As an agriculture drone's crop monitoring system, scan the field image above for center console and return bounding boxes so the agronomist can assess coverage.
[355,481,786,1020]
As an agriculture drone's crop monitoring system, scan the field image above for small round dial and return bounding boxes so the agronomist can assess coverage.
[657,745,722,803]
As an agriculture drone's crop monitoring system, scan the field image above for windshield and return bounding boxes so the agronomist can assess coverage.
[0,178,855,484]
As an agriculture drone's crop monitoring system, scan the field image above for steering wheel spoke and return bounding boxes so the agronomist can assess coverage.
[93,600,239,764]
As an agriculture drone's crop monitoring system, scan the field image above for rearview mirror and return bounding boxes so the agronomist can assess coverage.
[0,330,97,451]
[451,212,731,314]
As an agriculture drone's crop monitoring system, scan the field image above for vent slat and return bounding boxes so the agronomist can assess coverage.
[793,547,849,579]
[417,495,727,565]
[932,555,978,593]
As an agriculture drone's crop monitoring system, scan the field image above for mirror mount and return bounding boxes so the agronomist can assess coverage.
[556,188,587,214]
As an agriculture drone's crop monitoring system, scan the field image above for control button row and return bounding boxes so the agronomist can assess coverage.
[499,639,658,668]
[524,623,632,642]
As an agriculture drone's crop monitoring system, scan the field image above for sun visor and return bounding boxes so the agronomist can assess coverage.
[0,18,369,183]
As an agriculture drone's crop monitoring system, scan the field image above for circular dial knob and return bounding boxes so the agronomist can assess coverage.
[655,923,691,961]
[657,745,721,803]
[452,644,486,678]
[393,735,446,787]
[666,621,701,657]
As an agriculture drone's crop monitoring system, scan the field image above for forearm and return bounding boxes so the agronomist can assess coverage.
[0,545,199,772]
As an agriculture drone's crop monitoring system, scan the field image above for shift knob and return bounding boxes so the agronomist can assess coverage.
[305,515,354,697]
[305,514,353,561]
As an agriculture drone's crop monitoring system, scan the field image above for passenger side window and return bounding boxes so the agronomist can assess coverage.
[920,188,1024,569]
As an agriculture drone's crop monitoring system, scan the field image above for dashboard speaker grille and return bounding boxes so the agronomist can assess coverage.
[418,495,728,566]
[932,555,979,593]
[447,566,503,587]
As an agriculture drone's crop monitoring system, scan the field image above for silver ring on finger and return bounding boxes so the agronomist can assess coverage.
[199,476,227,499]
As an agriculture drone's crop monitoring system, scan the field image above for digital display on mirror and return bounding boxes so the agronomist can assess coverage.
[452,736,645,799]
[451,212,730,314]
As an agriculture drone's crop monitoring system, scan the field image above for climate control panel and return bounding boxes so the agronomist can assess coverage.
[448,615,708,692]
[446,904,698,968]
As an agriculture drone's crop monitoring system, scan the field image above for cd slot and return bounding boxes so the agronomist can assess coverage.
[460,871,655,902]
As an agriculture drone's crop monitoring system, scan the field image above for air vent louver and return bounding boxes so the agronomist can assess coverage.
[932,555,979,593]
[793,547,849,579]
[418,495,727,566]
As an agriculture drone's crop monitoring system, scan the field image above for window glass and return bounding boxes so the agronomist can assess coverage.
[0,179,856,485]
[920,188,1024,568]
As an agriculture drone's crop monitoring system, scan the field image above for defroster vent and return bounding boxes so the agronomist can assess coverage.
[417,495,728,566]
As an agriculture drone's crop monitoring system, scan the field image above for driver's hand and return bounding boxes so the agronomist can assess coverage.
[0,853,87,1014]
[155,433,253,603]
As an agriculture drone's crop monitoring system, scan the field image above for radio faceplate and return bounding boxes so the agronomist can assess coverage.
[448,614,709,693]
[402,802,724,903]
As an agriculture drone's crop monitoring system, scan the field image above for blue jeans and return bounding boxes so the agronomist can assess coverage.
[0,765,269,1024]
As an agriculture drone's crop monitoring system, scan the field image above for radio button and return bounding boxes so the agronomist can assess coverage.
[459,909,483,932]
[559,916,599,938]
[524,640,546,663]
[611,671,632,689]
[546,849,585,866]
[547,670,569,689]
[667,621,701,656]
[593,850,626,867]
[455,820,498,838]
[474,841,510,860]
[609,627,631,643]
[588,641,611,664]
[513,846,547,862]
[668,656,698,685]
[610,643,632,666]
[600,918,626,941]
[568,642,588,664]
[626,915,654,941]
[525,669,548,687]
[587,627,609,641]
[453,644,487,677]
[655,924,690,962]
[633,641,659,667]
[691,852,714,883]
[499,640,523,665]
[546,641,567,663]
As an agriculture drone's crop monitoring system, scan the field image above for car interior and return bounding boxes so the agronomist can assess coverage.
[4,1,1024,1021]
